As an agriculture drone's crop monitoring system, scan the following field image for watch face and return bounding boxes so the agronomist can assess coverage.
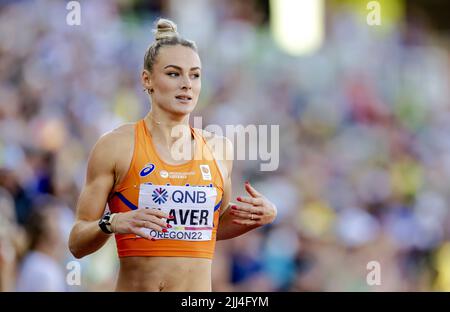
[99,214,113,234]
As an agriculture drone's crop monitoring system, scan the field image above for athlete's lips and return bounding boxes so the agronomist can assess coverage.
[175,94,192,101]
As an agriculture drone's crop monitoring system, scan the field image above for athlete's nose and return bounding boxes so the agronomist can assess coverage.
[181,75,192,90]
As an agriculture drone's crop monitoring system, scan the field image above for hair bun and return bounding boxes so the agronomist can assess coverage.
[154,18,178,41]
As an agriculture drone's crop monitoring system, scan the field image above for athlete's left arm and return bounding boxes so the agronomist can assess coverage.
[217,183,277,240]
[214,137,277,241]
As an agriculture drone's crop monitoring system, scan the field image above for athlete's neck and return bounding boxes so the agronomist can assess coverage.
[144,111,192,147]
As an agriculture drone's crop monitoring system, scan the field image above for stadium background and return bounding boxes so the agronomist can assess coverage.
[1,0,450,291]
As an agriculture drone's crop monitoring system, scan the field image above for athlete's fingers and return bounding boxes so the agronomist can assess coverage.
[133,228,152,240]
[232,218,258,226]
[140,214,168,228]
[230,209,262,220]
[135,220,164,232]
[142,208,170,219]
[230,203,263,215]
[236,196,263,206]
[244,181,262,198]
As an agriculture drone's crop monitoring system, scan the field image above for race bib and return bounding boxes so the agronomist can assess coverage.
[138,184,217,241]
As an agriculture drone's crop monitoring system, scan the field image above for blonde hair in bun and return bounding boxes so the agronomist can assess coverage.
[154,18,179,41]
[144,17,197,72]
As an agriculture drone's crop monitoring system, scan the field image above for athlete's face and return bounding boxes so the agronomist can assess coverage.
[143,45,201,116]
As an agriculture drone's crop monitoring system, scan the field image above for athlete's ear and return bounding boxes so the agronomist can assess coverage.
[141,69,153,93]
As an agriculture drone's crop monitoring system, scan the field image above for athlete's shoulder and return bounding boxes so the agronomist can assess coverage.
[98,122,135,144]
[195,128,233,150]
[109,122,136,137]
[91,122,136,158]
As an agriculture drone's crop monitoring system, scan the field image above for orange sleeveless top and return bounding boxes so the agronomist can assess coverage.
[108,119,224,259]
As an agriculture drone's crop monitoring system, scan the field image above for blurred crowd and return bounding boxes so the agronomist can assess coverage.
[1,0,450,291]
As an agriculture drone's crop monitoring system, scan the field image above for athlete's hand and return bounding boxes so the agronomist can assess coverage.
[111,208,171,239]
[230,181,277,226]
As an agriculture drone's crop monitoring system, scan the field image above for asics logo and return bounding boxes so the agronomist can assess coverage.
[140,164,155,177]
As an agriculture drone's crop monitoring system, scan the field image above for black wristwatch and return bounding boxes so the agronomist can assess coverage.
[98,213,114,234]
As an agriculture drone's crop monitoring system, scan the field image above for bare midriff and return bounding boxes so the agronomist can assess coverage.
[115,256,212,291]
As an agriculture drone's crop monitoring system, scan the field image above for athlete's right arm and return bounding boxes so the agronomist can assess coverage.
[68,132,169,259]
[68,133,118,259]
